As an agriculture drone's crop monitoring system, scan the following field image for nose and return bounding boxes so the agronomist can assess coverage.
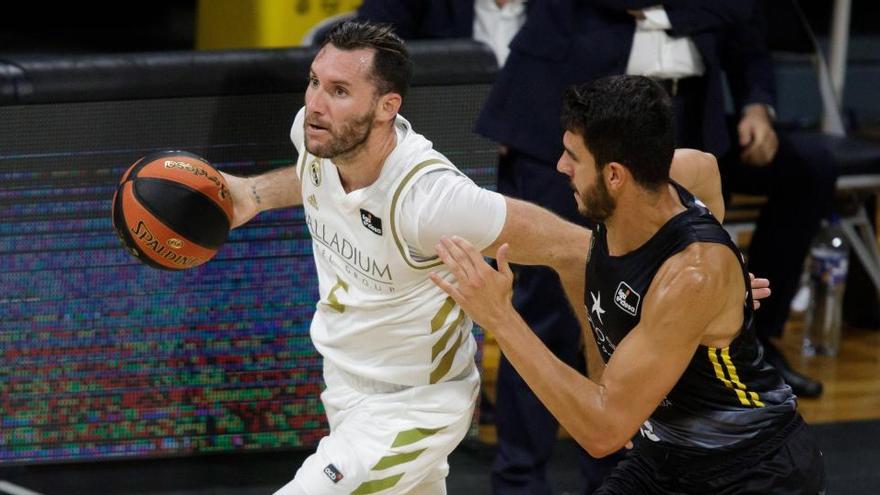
[556,157,571,177]
[305,85,325,114]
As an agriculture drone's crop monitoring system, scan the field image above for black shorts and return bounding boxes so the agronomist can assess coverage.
[595,413,826,495]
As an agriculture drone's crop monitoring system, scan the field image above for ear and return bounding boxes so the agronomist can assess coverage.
[376,92,402,123]
[605,162,628,191]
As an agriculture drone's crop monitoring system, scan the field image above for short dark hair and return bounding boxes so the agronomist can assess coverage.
[561,75,675,191]
[323,21,413,99]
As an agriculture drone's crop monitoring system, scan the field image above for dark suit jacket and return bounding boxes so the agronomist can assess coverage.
[357,0,477,39]
[475,0,770,164]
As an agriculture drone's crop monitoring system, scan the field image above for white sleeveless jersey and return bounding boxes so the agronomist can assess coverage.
[291,108,500,386]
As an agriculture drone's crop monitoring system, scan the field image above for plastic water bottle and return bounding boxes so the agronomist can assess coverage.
[803,217,849,357]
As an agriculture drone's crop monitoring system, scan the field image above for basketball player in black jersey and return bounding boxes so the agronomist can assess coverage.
[431,75,825,493]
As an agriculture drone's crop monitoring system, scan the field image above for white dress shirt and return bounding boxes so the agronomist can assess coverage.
[625,6,705,79]
[473,0,527,67]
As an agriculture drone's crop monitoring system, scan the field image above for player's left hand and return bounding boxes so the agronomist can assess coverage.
[430,236,515,331]
[749,272,771,310]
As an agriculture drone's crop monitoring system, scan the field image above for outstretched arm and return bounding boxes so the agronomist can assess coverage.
[431,236,740,457]
[483,196,591,270]
[221,166,303,228]
[488,148,721,268]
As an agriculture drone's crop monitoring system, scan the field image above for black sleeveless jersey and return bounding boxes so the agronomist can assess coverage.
[584,182,796,450]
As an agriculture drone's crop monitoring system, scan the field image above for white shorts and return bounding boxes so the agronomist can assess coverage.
[278,360,480,494]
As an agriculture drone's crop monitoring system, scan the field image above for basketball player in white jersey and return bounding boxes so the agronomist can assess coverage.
[221,22,767,495]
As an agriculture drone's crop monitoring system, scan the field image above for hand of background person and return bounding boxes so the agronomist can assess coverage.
[738,104,778,166]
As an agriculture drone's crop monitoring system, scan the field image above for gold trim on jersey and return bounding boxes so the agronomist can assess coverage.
[430,297,456,332]
[428,296,466,381]
[371,448,428,470]
[430,330,463,384]
[389,158,455,270]
[351,426,446,494]
[432,310,466,360]
[391,426,445,447]
[707,347,765,407]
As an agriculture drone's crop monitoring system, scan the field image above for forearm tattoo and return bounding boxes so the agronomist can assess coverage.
[251,184,262,205]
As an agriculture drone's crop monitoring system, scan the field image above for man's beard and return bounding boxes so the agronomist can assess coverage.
[305,109,375,159]
[578,177,616,226]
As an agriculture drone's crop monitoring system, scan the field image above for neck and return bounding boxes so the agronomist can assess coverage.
[335,121,397,193]
[604,182,684,256]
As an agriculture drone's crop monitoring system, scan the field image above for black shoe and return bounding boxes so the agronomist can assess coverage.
[761,340,824,398]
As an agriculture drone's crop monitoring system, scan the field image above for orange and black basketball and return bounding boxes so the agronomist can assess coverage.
[111,150,233,270]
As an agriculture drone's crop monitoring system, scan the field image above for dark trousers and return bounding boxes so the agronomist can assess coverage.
[720,130,837,339]
[492,150,621,494]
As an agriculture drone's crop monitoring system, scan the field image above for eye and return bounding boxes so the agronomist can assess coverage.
[308,77,319,88]
[334,86,348,97]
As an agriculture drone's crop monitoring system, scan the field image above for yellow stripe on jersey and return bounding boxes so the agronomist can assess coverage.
[432,309,466,360]
[707,347,764,407]
[720,347,765,407]
[430,330,463,384]
[707,347,745,404]
[391,427,445,448]
[430,297,456,332]
[389,158,453,270]
[353,426,447,494]
[371,448,428,471]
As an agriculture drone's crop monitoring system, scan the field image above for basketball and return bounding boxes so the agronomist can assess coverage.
[111,151,233,270]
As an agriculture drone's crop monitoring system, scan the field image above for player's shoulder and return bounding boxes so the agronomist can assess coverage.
[656,242,738,300]
[393,144,461,186]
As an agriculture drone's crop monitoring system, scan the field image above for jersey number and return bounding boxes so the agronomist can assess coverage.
[327,277,349,313]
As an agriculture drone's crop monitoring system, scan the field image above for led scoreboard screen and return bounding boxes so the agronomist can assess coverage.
[0,83,495,464]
